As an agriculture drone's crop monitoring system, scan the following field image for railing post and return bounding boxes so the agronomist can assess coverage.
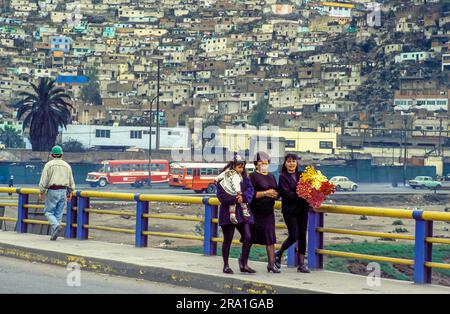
[413,210,433,284]
[16,189,28,233]
[307,207,324,270]
[65,194,77,239]
[287,242,298,267]
[135,194,149,248]
[76,192,89,240]
[203,198,218,256]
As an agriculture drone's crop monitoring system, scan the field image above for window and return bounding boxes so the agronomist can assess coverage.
[132,164,140,171]
[154,163,166,171]
[96,129,110,138]
[122,164,131,171]
[320,141,333,149]
[130,130,142,139]
[201,169,207,175]
[285,140,296,148]
[187,168,193,175]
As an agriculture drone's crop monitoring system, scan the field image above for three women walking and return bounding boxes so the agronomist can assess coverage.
[215,151,310,274]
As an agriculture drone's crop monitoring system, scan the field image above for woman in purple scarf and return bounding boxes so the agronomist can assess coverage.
[216,155,256,274]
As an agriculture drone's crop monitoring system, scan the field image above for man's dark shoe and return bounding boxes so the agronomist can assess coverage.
[50,225,64,241]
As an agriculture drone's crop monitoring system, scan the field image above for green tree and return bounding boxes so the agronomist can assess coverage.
[14,78,73,151]
[0,125,25,148]
[250,99,269,127]
[61,139,86,152]
[81,67,102,106]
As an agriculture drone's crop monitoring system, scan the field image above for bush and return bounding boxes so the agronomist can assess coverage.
[359,215,368,220]
[393,227,409,233]
[61,139,86,152]
[392,220,403,226]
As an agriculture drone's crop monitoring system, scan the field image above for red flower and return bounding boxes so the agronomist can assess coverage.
[296,169,335,208]
[320,181,335,196]
[308,189,326,208]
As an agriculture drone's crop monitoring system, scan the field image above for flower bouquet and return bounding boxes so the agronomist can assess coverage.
[296,165,335,208]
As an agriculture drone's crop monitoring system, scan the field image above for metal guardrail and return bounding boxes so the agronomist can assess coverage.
[0,187,449,284]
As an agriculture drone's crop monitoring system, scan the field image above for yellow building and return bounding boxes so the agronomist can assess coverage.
[216,128,337,155]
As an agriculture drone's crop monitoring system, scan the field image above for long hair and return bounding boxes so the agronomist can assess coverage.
[281,153,300,174]
[222,154,248,178]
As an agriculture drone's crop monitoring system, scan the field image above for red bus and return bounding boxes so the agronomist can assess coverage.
[86,159,169,187]
[180,163,255,194]
[169,162,198,188]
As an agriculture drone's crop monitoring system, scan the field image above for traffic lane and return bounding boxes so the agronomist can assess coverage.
[0,256,216,294]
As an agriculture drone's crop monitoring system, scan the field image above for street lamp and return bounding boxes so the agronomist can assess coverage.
[148,94,159,188]
[401,111,414,186]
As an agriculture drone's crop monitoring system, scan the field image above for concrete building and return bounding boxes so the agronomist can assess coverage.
[61,125,190,150]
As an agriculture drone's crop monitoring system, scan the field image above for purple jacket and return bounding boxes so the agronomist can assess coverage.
[216,176,255,226]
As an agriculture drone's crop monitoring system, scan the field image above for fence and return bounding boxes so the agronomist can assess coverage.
[0,187,449,285]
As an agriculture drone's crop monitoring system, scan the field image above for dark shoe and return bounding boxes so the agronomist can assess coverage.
[223,265,234,274]
[50,225,64,241]
[297,264,311,273]
[240,264,256,273]
[267,265,281,273]
[239,256,256,273]
[274,251,282,269]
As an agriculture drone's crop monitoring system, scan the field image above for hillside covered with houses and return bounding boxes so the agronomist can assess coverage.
[0,0,448,167]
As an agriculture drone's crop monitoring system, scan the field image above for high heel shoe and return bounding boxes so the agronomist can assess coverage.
[274,252,282,269]
[297,264,310,273]
[267,265,281,273]
[239,256,256,273]
[223,265,234,274]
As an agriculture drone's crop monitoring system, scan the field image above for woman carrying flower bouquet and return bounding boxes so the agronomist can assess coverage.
[249,151,281,273]
[275,153,311,273]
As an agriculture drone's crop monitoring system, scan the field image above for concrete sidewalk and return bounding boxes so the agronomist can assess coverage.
[0,231,448,294]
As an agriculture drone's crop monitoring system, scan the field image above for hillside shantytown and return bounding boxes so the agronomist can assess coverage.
[0,0,449,175]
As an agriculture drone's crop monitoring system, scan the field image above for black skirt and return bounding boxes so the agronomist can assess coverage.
[251,213,276,245]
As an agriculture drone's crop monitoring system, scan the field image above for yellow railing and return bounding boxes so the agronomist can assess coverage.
[0,187,449,284]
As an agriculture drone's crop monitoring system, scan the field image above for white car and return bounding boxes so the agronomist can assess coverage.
[329,176,358,191]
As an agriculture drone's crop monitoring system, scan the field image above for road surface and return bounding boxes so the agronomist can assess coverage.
[0,256,215,294]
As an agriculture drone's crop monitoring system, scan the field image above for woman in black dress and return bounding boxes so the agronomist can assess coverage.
[216,155,256,274]
[275,153,310,273]
[249,151,280,273]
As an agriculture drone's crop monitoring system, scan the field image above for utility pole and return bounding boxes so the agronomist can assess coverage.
[403,114,408,186]
[156,58,161,150]
[148,95,158,188]
[438,116,443,157]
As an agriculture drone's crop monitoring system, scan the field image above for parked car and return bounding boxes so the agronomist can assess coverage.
[329,176,358,191]
[408,176,442,189]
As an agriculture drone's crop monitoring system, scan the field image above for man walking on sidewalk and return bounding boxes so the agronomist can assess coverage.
[38,145,75,241]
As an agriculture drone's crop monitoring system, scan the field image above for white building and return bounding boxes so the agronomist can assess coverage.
[394,52,432,63]
[319,2,354,18]
[61,125,190,150]
[394,94,449,112]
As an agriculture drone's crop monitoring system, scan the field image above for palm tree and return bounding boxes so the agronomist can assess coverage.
[14,78,73,151]
[0,125,25,148]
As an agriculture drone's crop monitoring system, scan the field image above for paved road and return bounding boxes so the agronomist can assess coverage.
[0,256,215,294]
